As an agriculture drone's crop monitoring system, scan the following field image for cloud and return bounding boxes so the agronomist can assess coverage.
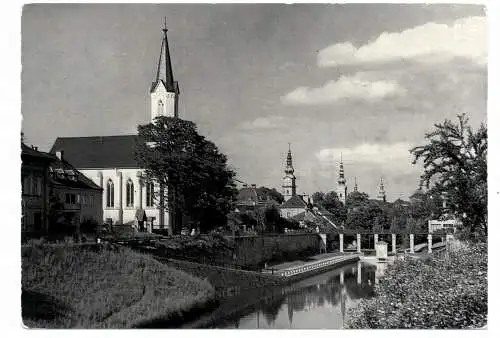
[317,16,487,67]
[316,142,415,170]
[238,116,287,130]
[281,72,406,106]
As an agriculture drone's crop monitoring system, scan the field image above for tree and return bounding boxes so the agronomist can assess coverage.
[135,116,238,234]
[312,191,347,225]
[264,205,281,232]
[345,194,389,232]
[346,191,370,211]
[312,192,325,206]
[410,114,487,237]
[257,186,284,204]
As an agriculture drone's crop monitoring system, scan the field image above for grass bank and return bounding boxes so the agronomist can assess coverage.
[22,244,215,328]
[346,241,487,329]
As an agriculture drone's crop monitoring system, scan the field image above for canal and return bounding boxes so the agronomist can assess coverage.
[191,260,386,329]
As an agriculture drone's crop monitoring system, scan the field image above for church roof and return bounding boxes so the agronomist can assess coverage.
[50,135,140,169]
[280,194,307,209]
[237,187,259,203]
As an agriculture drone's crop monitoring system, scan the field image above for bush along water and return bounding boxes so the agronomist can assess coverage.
[346,241,487,329]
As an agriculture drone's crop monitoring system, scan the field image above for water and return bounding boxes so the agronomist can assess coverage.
[209,261,386,329]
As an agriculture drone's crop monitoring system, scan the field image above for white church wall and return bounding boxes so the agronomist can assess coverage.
[79,168,169,229]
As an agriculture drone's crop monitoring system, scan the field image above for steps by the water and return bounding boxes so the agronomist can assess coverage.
[263,253,361,278]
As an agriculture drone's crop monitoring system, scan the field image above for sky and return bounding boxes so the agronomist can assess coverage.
[21,3,487,202]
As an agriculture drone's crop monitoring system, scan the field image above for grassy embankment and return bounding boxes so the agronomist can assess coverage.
[346,241,487,329]
[21,244,215,328]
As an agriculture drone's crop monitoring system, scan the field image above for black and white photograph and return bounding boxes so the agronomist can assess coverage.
[17,2,489,330]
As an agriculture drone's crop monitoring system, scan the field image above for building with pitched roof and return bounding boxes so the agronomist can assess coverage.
[22,142,103,239]
[49,22,179,231]
[280,194,308,219]
[235,184,280,213]
[49,152,103,230]
[22,143,54,235]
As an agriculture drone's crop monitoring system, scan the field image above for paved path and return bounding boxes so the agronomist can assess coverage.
[266,252,347,271]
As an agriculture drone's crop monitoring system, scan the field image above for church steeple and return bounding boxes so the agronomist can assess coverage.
[285,143,294,174]
[377,177,387,202]
[354,177,358,192]
[150,18,180,120]
[282,143,297,201]
[337,153,347,204]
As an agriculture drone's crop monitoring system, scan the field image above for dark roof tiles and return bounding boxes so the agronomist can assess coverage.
[280,195,307,209]
[50,135,140,169]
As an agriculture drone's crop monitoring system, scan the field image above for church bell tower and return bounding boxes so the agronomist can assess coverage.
[337,154,347,204]
[377,177,387,202]
[282,143,297,201]
[150,18,180,121]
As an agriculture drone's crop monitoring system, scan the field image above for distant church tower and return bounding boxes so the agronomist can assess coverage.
[377,177,387,202]
[353,177,359,193]
[337,154,347,204]
[150,19,180,121]
[282,143,297,201]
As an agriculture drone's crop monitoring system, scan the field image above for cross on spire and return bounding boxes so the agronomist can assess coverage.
[163,16,168,33]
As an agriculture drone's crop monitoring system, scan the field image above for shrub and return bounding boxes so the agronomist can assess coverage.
[80,218,99,234]
[346,241,487,329]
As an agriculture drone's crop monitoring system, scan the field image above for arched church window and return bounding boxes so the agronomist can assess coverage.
[106,179,114,208]
[157,100,164,116]
[126,179,134,207]
[146,182,154,207]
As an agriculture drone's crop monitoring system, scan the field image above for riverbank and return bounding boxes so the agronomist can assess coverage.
[21,244,215,328]
[346,241,487,329]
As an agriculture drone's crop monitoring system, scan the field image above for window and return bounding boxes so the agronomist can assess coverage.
[106,179,114,208]
[126,179,134,207]
[28,175,41,196]
[157,100,164,116]
[146,182,154,207]
[22,176,28,195]
[65,193,76,205]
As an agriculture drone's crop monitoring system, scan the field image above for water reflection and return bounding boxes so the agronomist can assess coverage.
[214,261,382,329]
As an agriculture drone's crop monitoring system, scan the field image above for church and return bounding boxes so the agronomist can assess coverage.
[279,145,388,220]
[50,23,179,233]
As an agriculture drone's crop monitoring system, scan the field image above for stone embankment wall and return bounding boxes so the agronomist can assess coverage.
[163,258,285,298]
[232,233,320,266]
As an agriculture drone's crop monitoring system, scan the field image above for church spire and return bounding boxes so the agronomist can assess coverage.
[354,177,358,192]
[282,143,296,201]
[285,142,294,172]
[337,153,347,204]
[150,18,180,120]
[153,17,175,92]
[377,177,387,202]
